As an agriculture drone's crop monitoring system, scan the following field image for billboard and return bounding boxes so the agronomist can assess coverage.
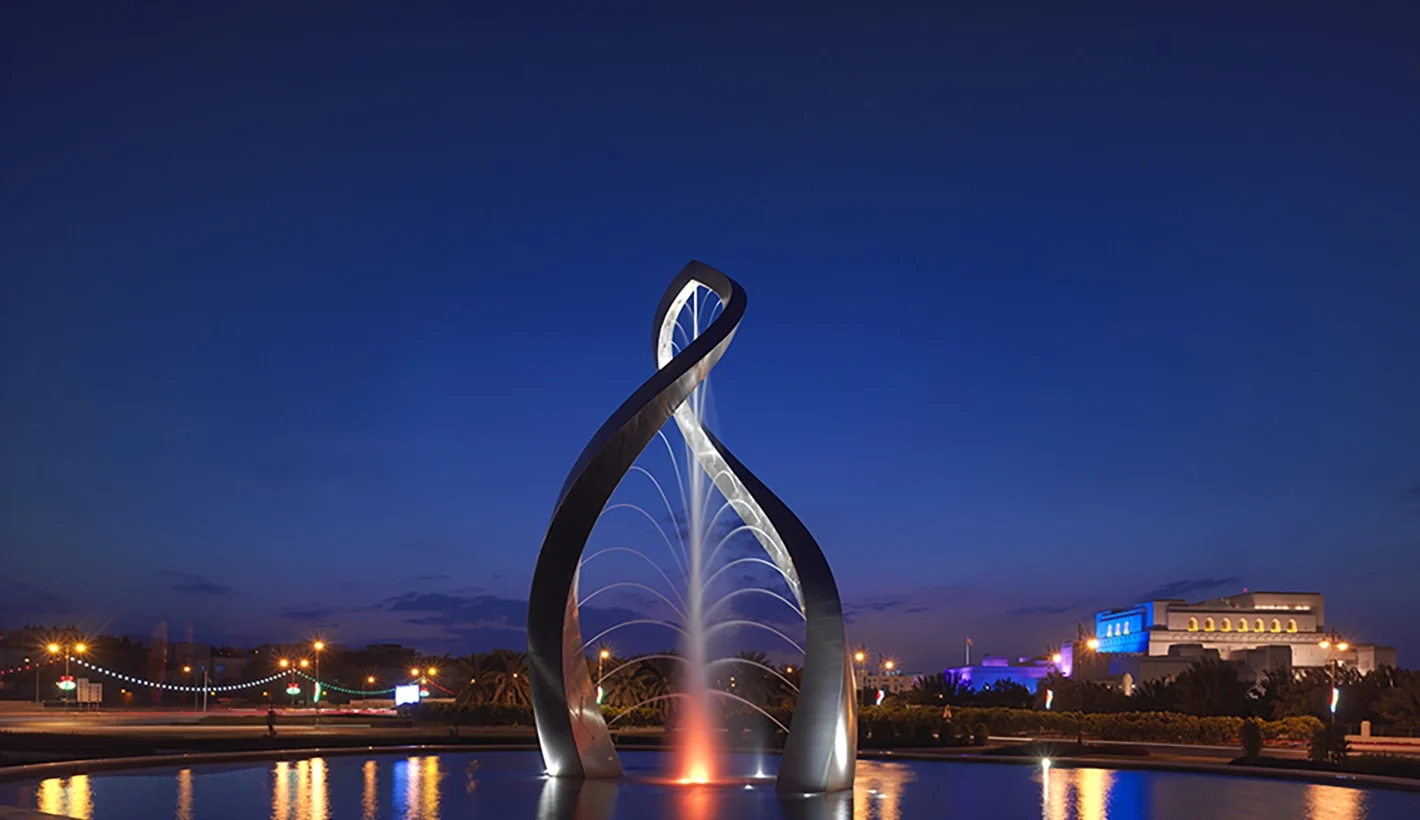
[76,678,103,704]
[394,684,422,706]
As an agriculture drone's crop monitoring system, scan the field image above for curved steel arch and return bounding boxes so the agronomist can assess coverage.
[528,260,856,793]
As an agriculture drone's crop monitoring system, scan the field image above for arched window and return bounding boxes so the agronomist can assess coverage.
[1187,617,1199,632]
[1287,619,1298,633]
[1221,618,1233,632]
[1270,619,1282,633]
[1123,623,1130,635]
[1255,619,1265,633]
[1204,618,1215,632]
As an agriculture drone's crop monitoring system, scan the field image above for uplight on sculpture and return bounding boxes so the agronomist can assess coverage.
[527,261,857,793]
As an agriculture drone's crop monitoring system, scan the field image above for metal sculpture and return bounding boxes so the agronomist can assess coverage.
[528,260,857,793]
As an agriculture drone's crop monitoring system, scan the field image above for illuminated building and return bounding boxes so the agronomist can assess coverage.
[1088,591,1396,684]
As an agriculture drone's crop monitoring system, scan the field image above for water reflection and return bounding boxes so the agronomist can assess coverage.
[176,768,194,820]
[393,755,443,819]
[35,774,93,819]
[536,777,620,820]
[852,760,916,820]
[270,757,330,820]
[1306,783,1366,820]
[1040,765,1114,820]
[362,760,379,820]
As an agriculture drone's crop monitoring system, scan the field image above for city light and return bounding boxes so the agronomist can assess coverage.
[884,659,895,671]
[299,659,309,668]
[427,667,437,676]
[1086,638,1100,651]
[182,666,191,674]
[1051,653,1063,665]
[279,659,289,669]
[599,649,610,660]
[410,667,420,677]
[47,644,60,654]
[854,651,865,663]
[367,676,375,684]
[74,644,87,654]
[1337,642,1349,652]
[313,641,325,651]
[1319,639,1330,649]
[785,666,793,674]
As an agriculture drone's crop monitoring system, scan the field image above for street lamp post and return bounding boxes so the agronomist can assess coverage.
[312,641,325,724]
[1318,631,1350,725]
[47,642,85,708]
[853,648,867,707]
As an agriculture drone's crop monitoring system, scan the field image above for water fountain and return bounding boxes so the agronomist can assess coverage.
[527,261,858,793]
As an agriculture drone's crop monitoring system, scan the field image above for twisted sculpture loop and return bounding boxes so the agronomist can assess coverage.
[528,261,856,793]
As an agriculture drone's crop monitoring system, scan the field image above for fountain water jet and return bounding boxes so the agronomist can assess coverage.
[528,261,856,792]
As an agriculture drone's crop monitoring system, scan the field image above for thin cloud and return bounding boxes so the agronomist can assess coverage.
[1138,578,1240,602]
[158,570,234,596]
[1008,603,1078,616]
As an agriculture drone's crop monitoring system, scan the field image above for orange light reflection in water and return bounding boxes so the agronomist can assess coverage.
[1305,783,1365,820]
[269,757,330,820]
[35,774,93,819]
[362,760,379,820]
[176,768,194,820]
[1037,766,1114,820]
[675,784,715,820]
[852,760,916,820]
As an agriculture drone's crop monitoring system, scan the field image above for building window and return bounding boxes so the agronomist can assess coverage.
[1187,617,1199,632]
[1123,622,1130,635]
[1204,618,1215,632]
[1270,619,1282,633]
[1287,619,1298,633]
[1255,619,1265,633]
[1221,618,1233,632]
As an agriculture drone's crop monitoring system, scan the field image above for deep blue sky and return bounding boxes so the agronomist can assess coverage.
[3,3,1417,670]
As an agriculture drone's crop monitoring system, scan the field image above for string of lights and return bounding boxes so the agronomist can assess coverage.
[0,658,59,677]
[70,657,287,693]
[292,669,398,696]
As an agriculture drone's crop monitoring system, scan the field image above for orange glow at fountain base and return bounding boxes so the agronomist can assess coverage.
[674,696,720,786]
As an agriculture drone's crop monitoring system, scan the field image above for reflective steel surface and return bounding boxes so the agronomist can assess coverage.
[527,261,855,792]
[5,751,1418,819]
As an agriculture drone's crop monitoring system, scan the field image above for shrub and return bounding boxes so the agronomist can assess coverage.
[1240,718,1263,760]
[1308,724,1350,764]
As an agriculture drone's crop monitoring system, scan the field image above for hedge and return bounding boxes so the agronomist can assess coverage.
[940,707,1322,745]
[407,701,1323,748]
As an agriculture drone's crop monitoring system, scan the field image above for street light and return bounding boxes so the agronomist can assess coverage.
[410,667,420,678]
[884,659,895,672]
[312,641,325,723]
[48,641,85,708]
[1318,630,1351,723]
[427,667,437,676]
[279,659,290,669]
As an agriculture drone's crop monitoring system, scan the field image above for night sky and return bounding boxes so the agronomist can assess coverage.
[3,3,1417,671]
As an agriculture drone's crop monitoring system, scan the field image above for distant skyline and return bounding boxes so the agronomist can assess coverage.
[2,3,1417,670]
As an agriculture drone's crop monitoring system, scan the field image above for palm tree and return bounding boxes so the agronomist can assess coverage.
[1378,670,1420,731]
[485,649,530,707]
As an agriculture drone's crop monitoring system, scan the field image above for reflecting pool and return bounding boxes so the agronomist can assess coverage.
[4,750,1418,819]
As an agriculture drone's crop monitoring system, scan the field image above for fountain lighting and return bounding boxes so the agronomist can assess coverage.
[529,261,855,792]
